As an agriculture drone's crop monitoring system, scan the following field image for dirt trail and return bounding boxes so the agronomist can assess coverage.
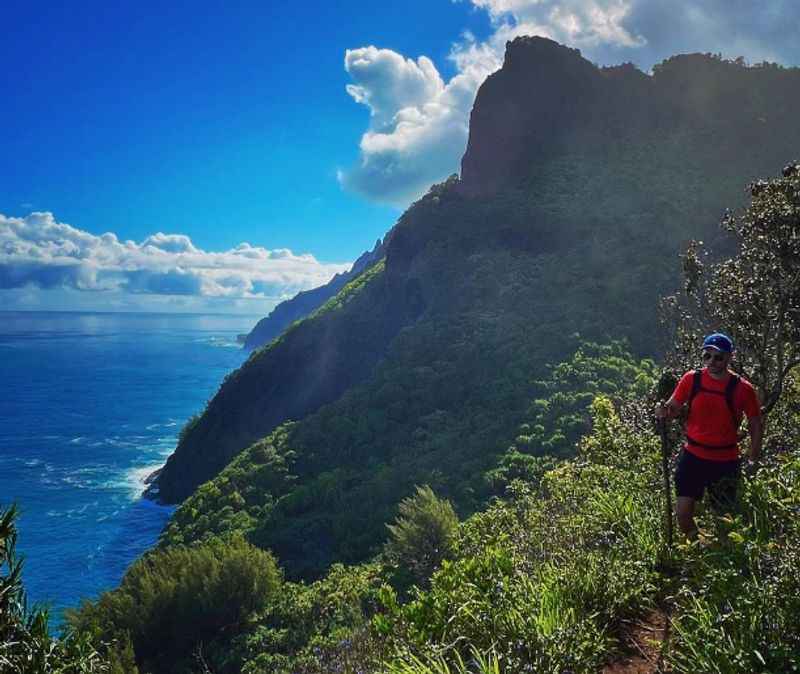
[601,609,671,674]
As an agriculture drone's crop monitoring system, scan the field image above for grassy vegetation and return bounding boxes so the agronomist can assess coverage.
[375,396,664,673]
[374,389,800,674]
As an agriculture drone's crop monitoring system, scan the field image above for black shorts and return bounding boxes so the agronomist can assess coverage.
[674,449,740,508]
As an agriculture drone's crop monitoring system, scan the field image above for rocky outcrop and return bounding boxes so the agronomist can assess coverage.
[460,36,800,197]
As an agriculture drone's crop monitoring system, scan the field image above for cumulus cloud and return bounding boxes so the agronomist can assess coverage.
[141,232,199,254]
[0,212,350,306]
[471,0,645,50]
[338,42,502,206]
[344,47,446,130]
[472,0,800,67]
[339,0,800,207]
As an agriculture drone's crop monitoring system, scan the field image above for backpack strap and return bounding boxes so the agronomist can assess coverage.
[686,369,703,420]
[685,434,738,451]
[724,374,740,429]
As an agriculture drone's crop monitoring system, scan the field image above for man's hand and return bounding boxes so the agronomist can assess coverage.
[656,399,681,421]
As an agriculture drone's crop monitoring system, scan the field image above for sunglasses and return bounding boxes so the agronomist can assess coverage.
[702,351,726,363]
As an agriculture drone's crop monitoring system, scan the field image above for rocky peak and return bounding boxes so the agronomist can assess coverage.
[459,37,800,199]
[500,35,586,74]
[459,37,606,196]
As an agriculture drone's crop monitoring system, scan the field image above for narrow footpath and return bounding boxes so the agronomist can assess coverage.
[602,608,671,674]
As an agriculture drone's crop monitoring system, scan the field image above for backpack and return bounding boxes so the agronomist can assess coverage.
[685,369,741,451]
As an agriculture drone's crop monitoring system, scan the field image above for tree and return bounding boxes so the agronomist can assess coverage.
[70,534,282,673]
[384,485,459,586]
[661,162,800,415]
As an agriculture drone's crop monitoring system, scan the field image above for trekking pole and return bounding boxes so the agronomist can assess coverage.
[657,415,674,549]
[656,371,678,552]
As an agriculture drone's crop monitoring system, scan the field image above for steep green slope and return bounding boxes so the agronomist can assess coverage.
[243,237,385,351]
[154,259,419,503]
[157,151,736,578]
[161,166,800,577]
[150,41,800,590]
[161,328,659,582]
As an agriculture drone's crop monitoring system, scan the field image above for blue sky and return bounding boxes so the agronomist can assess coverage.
[1,2,489,258]
[3,1,799,314]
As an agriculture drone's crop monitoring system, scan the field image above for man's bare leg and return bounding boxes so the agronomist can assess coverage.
[676,496,698,540]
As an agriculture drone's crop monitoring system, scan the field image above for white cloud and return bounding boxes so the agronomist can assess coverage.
[344,47,446,130]
[141,232,199,254]
[471,0,645,49]
[340,0,800,207]
[0,212,351,311]
[469,0,800,67]
[338,42,501,206]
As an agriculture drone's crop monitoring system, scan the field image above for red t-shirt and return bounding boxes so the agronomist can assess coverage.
[672,368,760,461]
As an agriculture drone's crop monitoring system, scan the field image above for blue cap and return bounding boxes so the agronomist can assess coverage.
[702,333,733,353]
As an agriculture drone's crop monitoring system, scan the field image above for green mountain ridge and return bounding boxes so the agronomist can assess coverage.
[242,238,386,352]
[154,38,800,530]
[152,39,800,579]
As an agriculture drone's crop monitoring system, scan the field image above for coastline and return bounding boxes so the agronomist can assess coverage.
[1,310,250,618]
[142,466,163,502]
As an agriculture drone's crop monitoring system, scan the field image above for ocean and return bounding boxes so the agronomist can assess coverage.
[0,311,256,625]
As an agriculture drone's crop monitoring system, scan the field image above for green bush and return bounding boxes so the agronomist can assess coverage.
[238,563,388,674]
[666,452,800,674]
[70,535,281,674]
[385,486,460,588]
[487,341,657,489]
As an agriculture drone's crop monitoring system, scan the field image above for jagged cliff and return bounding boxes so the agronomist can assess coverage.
[153,37,800,525]
[243,238,386,351]
[461,37,800,198]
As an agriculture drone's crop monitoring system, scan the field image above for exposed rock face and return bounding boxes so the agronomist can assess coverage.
[460,36,800,197]
[243,238,385,351]
[461,38,606,196]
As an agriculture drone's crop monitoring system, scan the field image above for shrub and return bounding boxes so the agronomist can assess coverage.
[70,534,281,673]
[385,486,459,587]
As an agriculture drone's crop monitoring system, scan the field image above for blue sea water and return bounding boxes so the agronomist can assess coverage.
[0,311,256,625]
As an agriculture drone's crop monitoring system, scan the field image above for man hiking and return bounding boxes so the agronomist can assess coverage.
[655,333,762,540]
